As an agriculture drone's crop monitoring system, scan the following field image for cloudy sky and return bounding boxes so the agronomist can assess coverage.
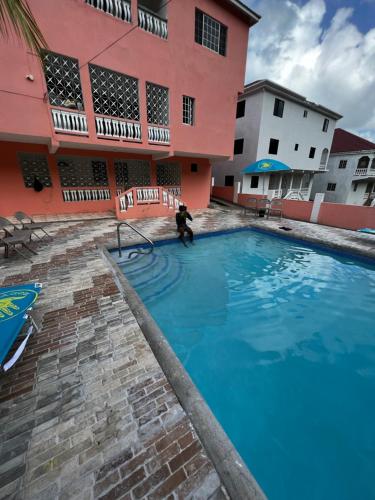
[244,0,375,142]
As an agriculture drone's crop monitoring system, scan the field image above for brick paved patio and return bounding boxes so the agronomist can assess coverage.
[1,206,374,499]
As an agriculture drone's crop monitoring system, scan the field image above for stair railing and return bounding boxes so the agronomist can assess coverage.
[116,221,154,258]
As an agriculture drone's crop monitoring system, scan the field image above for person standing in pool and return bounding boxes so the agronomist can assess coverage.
[176,205,194,247]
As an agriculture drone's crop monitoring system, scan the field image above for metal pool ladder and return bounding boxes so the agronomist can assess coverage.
[116,221,154,259]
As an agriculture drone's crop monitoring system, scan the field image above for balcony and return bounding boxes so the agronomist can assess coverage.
[51,108,88,135]
[138,4,168,39]
[95,116,141,142]
[85,0,131,23]
[148,126,170,144]
[354,168,375,177]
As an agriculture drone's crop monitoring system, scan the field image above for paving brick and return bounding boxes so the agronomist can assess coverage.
[0,214,236,499]
[147,468,187,500]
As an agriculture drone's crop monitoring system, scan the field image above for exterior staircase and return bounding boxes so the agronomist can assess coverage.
[115,186,182,220]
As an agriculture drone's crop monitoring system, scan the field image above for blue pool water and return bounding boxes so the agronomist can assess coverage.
[115,229,375,500]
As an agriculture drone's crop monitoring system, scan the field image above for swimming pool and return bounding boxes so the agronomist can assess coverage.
[115,229,375,500]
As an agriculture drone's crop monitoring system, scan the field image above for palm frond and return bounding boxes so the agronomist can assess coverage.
[0,0,48,55]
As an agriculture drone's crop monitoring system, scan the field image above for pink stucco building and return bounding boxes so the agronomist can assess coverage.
[0,0,260,219]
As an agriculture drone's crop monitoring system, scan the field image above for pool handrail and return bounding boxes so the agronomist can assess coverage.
[116,221,154,259]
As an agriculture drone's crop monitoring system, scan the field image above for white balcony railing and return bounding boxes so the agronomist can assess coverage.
[51,109,88,135]
[85,0,131,23]
[354,168,375,177]
[148,126,170,144]
[138,7,168,39]
[95,116,141,141]
[62,188,111,202]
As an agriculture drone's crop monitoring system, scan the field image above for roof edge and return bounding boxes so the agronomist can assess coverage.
[223,0,261,25]
[242,79,343,120]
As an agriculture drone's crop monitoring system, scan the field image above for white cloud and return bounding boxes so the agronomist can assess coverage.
[245,0,375,140]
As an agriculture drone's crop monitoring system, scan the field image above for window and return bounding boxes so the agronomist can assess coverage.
[234,138,244,155]
[353,183,357,192]
[268,138,279,155]
[89,64,139,120]
[327,183,336,191]
[156,162,181,186]
[251,176,259,188]
[320,148,329,169]
[57,156,109,187]
[191,163,198,173]
[273,98,284,118]
[269,174,279,189]
[114,160,151,190]
[146,82,169,125]
[294,144,299,151]
[323,118,329,132]
[42,51,84,110]
[303,110,308,118]
[225,175,234,186]
[357,156,370,169]
[19,153,52,188]
[195,9,227,56]
[371,159,375,170]
[236,100,245,118]
[309,147,316,159]
[338,160,347,169]
[183,96,195,125]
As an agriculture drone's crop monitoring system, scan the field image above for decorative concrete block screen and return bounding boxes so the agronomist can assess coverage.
[57,156,109,187]
[115,160,151,190]
[18,153,52,188]
[156,162,181,186]
[146,82,169,126]
[42,51,84,110]
[89,64,139,121]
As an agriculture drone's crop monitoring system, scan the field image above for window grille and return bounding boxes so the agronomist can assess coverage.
[156,162,181,186]
[146,82,169,126]
[89,64,139,121]
[183,96,195,125]
[115,160,151,189]
[195,9,227,56]
[57,156,108,187]
[338,160,347,169]
[19,153,52,188]
[42,51,84,110]
[327,183,336,191]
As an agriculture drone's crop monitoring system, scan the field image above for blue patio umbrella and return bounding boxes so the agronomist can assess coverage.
[241,158,292,174]
[0,283,42,371]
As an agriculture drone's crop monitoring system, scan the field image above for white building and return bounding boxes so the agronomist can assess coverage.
[311,128,375,206]
[212,80,342,200]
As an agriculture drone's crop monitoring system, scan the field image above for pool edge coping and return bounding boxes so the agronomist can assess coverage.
[100,244,267,500]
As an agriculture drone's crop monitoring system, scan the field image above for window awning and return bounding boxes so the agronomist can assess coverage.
[241,159,292,174]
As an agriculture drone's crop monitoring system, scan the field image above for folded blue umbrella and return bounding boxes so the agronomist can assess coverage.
[0,283,42,371]
[358,228,375,235]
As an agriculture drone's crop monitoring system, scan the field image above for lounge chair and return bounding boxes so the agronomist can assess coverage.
[243,197,258,217]
[257,198,271,217]
[0,217,37,261]
[0,283,42,372]
[267,198,283,219]
[14,212,52,240]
